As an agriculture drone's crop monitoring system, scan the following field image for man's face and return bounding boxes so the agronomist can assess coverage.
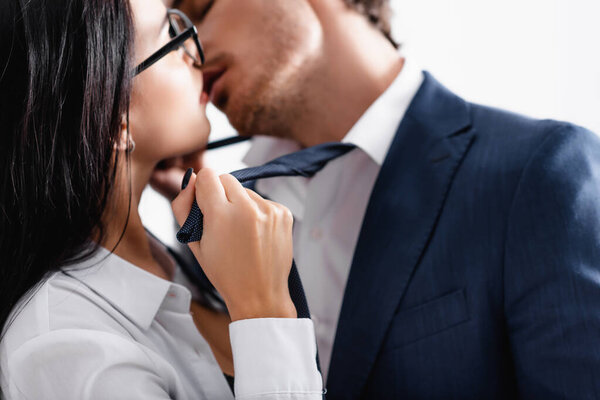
[176,0,324,138]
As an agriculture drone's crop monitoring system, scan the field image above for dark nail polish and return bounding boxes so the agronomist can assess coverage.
[181,168,193,190]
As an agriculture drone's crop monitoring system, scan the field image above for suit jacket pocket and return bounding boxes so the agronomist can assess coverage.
[385,288,469,350]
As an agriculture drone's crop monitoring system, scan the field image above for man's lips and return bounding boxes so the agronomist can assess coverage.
[202,66,227,104]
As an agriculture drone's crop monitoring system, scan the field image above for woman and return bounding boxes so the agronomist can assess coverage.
[0,0,322,398]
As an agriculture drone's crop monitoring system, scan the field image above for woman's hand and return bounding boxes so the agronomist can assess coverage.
[171,168,297,322]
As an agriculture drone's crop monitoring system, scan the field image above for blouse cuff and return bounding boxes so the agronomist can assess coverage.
[229,318,323,399]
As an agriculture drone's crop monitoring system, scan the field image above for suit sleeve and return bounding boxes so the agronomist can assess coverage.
[504,124,600,398]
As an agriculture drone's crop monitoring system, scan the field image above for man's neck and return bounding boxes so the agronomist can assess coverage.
[286,8,404,147]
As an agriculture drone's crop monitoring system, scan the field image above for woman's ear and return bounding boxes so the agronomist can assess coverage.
[114,115,136,153]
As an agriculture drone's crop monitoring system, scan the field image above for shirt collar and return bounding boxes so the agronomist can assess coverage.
[242,136,302,168]
[342,57,423,165]
[63,241,192,331]
[242,56,423,221]
[242,56,424,168]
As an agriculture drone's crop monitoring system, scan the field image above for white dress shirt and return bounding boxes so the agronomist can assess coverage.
[243,57,424,379]
[0,238,322,399]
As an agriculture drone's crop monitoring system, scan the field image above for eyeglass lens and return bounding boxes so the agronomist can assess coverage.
[169,13,201,65]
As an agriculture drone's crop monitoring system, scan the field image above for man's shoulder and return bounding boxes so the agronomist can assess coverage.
[406,73,598,178]
[459,102,599,184]
[401,94,600,217]
[468,102,596,153]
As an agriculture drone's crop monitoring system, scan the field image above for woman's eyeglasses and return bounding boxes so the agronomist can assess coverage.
[131,8,248,152]
[133,9,205,76]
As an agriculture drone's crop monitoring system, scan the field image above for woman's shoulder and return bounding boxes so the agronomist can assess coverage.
[1,255,137,358]
[0,275,178,399]
[0,250,183,399]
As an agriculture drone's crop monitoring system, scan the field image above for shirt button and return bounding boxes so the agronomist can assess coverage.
[310,227,323,240]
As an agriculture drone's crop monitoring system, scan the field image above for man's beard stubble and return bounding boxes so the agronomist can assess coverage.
[224,43,323,143]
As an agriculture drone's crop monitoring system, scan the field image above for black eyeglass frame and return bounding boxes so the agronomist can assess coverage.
[133,9,205,76]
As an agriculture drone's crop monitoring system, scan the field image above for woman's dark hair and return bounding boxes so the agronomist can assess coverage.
[0,0,135,335]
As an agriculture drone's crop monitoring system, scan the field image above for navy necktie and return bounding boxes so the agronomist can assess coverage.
[176,142,356,319]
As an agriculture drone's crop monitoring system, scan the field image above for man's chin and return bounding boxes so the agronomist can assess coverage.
[220,103,253,136]
[227,101,271,137]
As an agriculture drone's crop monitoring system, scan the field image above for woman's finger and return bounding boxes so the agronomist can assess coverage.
[246,189,294,228]
[220,174,251,204]
[245,187,270,209]
[195,168,228,214]
[265,199,294,228]
[171,170,197,226]
[245,188,278,216]
[244,188,263,203]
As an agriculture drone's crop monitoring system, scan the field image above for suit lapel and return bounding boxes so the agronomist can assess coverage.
[326,73,476,399]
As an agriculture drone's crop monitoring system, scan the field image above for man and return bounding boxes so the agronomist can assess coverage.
[158,0,600,398]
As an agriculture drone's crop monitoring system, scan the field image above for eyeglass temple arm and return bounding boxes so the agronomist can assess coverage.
[133,28,195,76]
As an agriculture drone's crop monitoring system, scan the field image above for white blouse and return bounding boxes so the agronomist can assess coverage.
[0,244,323,399]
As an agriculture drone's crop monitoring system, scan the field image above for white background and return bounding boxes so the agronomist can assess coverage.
[141,0,600,243]
[393,0,600,133]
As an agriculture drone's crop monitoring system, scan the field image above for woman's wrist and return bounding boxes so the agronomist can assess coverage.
[227,294,297,322]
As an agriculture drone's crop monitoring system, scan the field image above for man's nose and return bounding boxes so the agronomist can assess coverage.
[192,17,219,59]
[194,25,214,58]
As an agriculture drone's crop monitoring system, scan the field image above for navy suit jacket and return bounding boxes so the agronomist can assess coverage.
[324,72,600,399]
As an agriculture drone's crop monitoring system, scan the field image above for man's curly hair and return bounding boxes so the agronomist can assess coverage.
[343,0,398,48]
